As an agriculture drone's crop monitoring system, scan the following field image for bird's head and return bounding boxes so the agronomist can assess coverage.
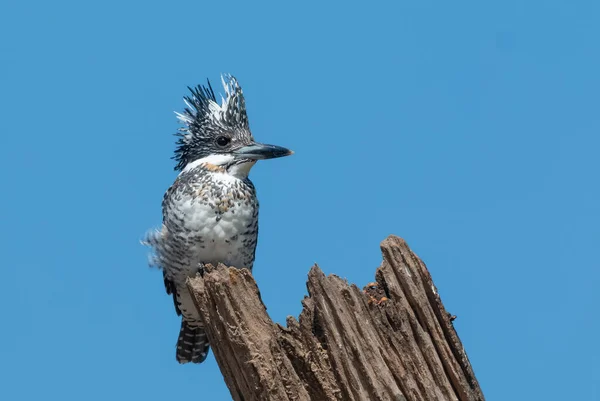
[173,74,293,176]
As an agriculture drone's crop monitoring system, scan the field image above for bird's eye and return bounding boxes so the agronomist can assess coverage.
[216,136,231,147]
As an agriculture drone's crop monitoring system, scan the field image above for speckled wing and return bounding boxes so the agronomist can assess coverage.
[163,271,181,316]
[160,181,184,316]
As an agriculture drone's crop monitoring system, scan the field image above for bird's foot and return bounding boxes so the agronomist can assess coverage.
[196,263,206,277]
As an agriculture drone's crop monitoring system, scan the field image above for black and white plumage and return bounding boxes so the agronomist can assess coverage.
[144,74,292,364]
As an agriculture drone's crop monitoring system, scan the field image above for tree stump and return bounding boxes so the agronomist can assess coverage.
[187,235,485,401]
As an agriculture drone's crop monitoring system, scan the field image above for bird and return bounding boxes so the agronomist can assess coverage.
[143,74,292,364]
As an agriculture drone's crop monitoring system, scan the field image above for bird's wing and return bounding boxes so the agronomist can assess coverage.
[163,270,182,316]
[161,180,184,316]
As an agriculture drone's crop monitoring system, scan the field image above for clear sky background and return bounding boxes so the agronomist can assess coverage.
[1,1,599,400]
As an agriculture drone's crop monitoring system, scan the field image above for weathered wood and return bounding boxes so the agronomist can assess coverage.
[187,235,485,401]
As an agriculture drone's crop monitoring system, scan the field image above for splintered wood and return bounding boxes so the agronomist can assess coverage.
[187,235,485,401]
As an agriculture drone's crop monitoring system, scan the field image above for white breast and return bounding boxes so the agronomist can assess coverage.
[173,173,257,270]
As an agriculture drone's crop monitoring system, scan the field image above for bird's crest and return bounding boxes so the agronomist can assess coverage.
[173,74,250,171]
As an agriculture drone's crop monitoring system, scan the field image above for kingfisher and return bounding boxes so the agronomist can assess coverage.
[143,74,292,364]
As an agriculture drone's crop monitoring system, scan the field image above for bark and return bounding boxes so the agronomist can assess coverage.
[187,235,485,401]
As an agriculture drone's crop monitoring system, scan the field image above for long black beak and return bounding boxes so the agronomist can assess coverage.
[233,143,293,160]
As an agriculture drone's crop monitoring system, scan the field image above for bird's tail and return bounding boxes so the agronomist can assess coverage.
[176,320,210,364]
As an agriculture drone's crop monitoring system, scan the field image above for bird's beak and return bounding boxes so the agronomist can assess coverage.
[233,143,294,160]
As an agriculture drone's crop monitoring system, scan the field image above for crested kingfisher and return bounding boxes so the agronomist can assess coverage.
[144,74,293,364]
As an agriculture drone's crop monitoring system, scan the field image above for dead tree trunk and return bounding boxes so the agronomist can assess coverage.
[187,235,485,401]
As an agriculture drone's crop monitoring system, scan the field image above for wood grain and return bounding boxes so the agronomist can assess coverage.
[187,235,485,401]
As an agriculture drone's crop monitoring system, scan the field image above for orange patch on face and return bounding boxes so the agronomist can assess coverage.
[202,163,226,173]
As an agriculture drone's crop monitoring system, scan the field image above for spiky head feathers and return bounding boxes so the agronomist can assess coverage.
[173,74,254,171]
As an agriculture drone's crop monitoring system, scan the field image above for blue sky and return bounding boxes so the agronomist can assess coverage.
[1,1,599,399]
